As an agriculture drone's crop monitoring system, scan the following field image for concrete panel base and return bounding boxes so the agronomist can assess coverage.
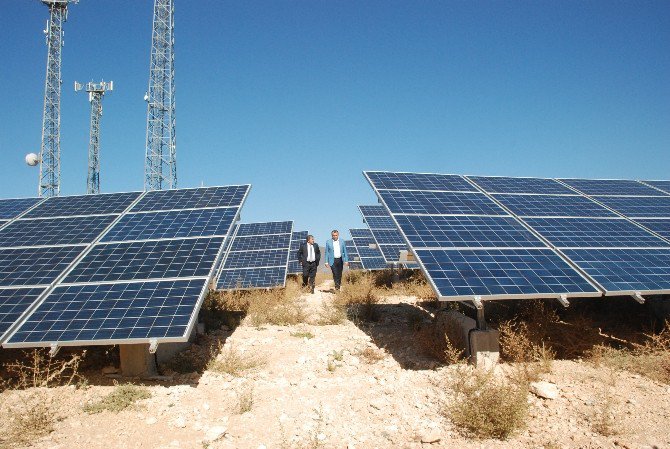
[469,329,500,370]
[433,309,476,358]
[155,322,201,365]
[120,344,157,377]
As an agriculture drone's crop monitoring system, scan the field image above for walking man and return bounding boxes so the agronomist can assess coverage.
[324,229,349,290]
[297,234,320,293]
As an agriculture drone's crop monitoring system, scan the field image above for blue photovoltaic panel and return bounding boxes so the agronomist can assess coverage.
[524,217,670,248]
[0,288,46,340]
[559,179,663,196]
[379,190,507,216]
[131,185,250,213]
[288,261,303,275]
[378,244,405,262]
[643,180,670,195]
[593,196,670,218]
[217,267,288,290]
[361,257,387,270]
[63,237,224,284]
[349,231,386,270]
[0,246,85,287]
[416,248,599,298]
[236,221,293,237]
[364,215,396,229]
[357,246,384,258]
[562,249,670,293]
[229,234,291,252]
[350,228,376,246]
[0,198,42,219]
[345,240,358,256]
[25,192,141,218]
[358,205,389,217]
[369,228,405,245]
[7,279,206,344]
[349,262,364,270]
[468,176,574,195]
[366,172,476,192]
[492,194,615,217]
[635,219,670,240]
[0,215,116,247]
[288,231,309,274]
[394,215,546,248]
[101,208,237,242]
[222,249,289,269]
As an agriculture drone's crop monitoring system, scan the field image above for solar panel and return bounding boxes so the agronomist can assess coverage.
[0,198,42,219]
[216,221,293,290]
[25,192,142,218]
[366,171,601,301]
[0,288,46,341]
[643,180,670,195]
[523,217,670,248]
[358,205,389,217]
[349,228,387,270]
[593,196,670,218]
[100,208,238,242]
[365,172,476,192]
[0,216,117,247]
[558,179,663,196]
[130,186,250,212]
[3,184,250,348]
[288,231,308,275]
[363,215,396,229]
[467,176,573,195]
[562,249,670,293]
[491,194,616,217]
[635,219,670,240]
[0,246,86,287]
[348,262,364,270]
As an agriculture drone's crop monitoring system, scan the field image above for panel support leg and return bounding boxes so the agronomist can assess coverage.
[120,344,158,377]
[469,296,499,369]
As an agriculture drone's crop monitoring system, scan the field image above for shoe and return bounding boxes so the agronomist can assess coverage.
[310,288,315,294]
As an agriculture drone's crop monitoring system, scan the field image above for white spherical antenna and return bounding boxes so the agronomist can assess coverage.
[25,153,40,167]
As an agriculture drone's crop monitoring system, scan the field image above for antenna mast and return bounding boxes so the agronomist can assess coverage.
[144,0,176,191]
[75,80,114,195]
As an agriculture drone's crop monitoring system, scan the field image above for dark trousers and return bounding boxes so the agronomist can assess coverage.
[302,261,317,290]
[331,257,344,289]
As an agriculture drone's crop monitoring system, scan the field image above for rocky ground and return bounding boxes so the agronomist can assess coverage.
[2,280,669,449]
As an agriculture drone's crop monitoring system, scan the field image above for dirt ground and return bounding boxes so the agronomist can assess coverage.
[1,279,669,449]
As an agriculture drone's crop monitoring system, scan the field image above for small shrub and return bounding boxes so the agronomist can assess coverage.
[418,311,467,364]
[443,367,528,439]
[591,369,619,436]
[233,382,254,414]
[335,275,380,322]
[291,331,315,339]
[317,300,347,325]
[2,349,85,390]
[499,320,555,382]
[84,383,151,414]
[207,344,265,376]
[0,391,60,448]
[356,347,385,364]
[245,281,306,326]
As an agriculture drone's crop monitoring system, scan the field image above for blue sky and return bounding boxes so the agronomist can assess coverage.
[1,1,669,243]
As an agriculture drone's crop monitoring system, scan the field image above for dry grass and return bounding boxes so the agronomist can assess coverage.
[591,369,619,436]
[316,300,347,325]
[335,274,381,322]
[84,383,151,414]
[499,320,555,382]
[417,310,467,365]
[1,349,85,391]
[207,343,265,376]
[245,280,307,326]
[443,366,528,440]
[290,330,315,339]
[233,382,254,414]
[356,346,386,364]
[0,390,61,449]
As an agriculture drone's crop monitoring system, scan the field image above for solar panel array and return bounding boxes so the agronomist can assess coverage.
[288,231,309,274]
[358,205,418,268]
[216,221,293,290]
[2,186,249,348]
[365,172,602,300]
[345,240,364,270]
[349,228,386,270]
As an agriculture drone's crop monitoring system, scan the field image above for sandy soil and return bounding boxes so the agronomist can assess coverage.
[3,280,670,449]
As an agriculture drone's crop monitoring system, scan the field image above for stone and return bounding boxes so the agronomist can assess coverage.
[530,381,560,400]
[145,417,157,425]
[204,426,227,443]
[172,416,187,428]
[420,431,441,443]
[101,366,118,375]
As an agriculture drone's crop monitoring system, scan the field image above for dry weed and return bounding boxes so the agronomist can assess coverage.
[84,383,151,414]
[335,274,380,322]
[356,346,386,364]
[2,349,85,390]
[0,390,61,449]
[233,382,254,414]
[417,311,467,364]
[499,320,555,382]
[443,366,528,439]
[245,280,306,326]
[591,369,619,436]
[316,300,347,325]
[207,343,265,376]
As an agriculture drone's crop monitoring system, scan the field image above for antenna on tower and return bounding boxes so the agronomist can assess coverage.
[75,80,113,195]
[144,0,176,191]
[36,0,78,197]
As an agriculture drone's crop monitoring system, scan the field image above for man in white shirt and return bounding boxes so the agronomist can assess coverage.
[297,235,320,293]
[325,229,349,290]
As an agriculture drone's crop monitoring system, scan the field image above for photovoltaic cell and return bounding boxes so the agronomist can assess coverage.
[63,237,224,284]
[361,257,387,270]
[635,219,670,240]
[25,192,141,218]
[131,186,250,213]
[0,288,46,340]
[366,172,476,192]
[364,215,396,229]
[356,246,384,258]
[0,198,42,219]
[288,231,309,274]
[217,267,287,290]
[559,179,663,196]
[524,217,670,248]
[416,248,599,298]
[379,190,507,215]
[221,249,290,269]
[368,228,405,245]
[358,205,389,216]
[394,215,546,248]
[468,176,573,195]
[229,234,291,252]
[593,196,670,218]
[643,180,670,195]
[492,194,615,217]
[0,246,85,287]
[7,279,206,344]
[562,249,670,293]
[0,215,116,247]
[349,262,364,270]
[235,221,293,236]
[378,244,405,262]
[350,228,376,246]
[101,208,237,242]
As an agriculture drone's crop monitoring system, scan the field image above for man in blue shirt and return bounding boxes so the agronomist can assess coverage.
[324,229,349,290]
